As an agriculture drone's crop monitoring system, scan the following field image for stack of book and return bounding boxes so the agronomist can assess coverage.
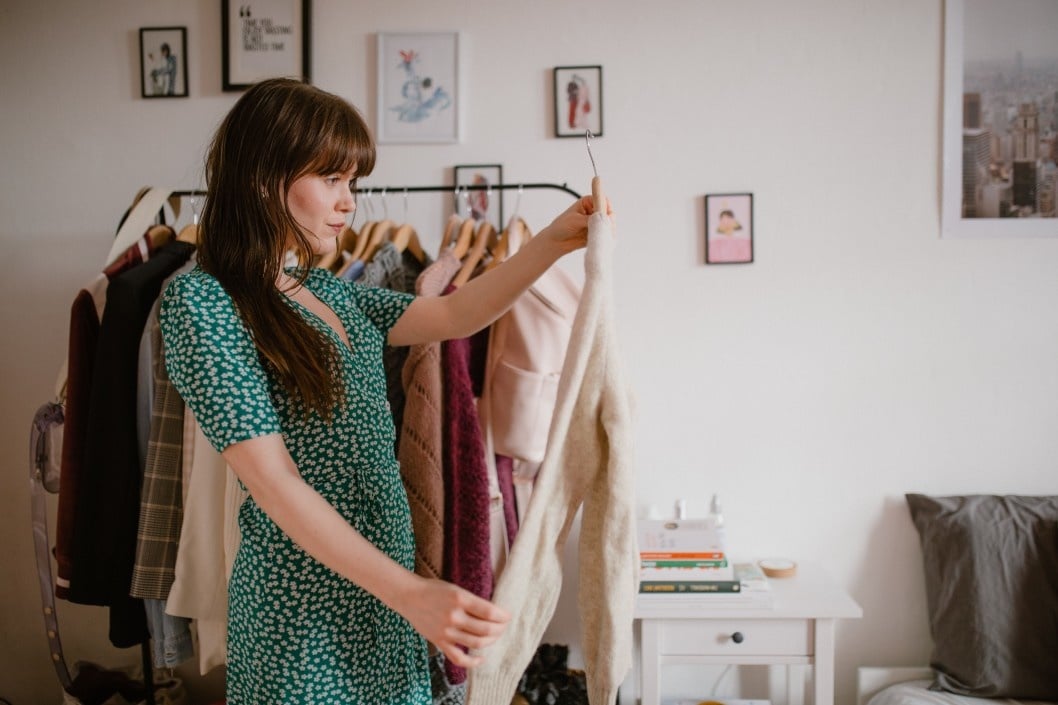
[637,519,773,606]
[638,518,734,593]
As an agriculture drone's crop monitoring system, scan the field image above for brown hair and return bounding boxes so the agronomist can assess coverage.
[198,78,375,419]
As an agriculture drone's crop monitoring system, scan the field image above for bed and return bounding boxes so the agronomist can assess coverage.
[857,668,1054,705]
[857,495,1058,705]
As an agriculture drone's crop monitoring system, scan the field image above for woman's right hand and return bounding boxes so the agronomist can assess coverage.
[396,577,510,668]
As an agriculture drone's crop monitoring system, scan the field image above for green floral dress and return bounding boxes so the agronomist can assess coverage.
[160,266,430,704]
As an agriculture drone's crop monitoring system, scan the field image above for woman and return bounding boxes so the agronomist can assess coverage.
[160,77,608,703]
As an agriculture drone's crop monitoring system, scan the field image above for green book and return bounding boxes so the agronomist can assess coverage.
[641,559,729,568]
[639,580,741,594]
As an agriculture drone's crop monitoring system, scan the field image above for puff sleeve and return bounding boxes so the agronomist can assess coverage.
[159,272,283,453]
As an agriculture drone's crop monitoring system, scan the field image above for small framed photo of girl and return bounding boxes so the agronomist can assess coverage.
[553,66,602,138]
[139,27,188,98]
[705,193,754,264]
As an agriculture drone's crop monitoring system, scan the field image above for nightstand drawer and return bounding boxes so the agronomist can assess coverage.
[658,619,812,656]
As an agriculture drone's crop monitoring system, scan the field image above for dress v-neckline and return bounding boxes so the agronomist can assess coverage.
[281,274,354,355]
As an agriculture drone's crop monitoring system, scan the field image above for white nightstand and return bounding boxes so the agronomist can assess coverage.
[633,562,862,705]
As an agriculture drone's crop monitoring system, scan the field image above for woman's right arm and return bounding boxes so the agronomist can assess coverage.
[222,433,509,667]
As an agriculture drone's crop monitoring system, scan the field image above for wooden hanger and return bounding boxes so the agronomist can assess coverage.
[439,214,462,255]
[332,226,364,276]
[363,219,395,262]
[451,221,494,288]
[147,224,176,250]
[176,223,199,245]
[105,187,178,266]
[451,218,477,260]
[389,223,427,264]
[486,217,525,271]
[350,221,375,261]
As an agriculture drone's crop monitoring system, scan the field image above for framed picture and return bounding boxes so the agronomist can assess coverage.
[553,65,602,138]
[377,32,459,144]
[705,193,754,265]
[941,0,1058,237]
[139,27,188,98]
[454,164,503,227]
[222,0,311,92]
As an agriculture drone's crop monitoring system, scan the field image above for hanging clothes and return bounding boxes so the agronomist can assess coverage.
[397,250,461,583]
[358,240,431,455]
[55,234,155,599]
[466,212,636,705]
[68,239,196,648]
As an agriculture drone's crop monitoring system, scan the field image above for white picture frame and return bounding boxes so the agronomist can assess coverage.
[941,0,1058,237]
[376,32,459,144]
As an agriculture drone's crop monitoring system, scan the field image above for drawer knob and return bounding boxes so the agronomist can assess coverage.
[731,631,744,644]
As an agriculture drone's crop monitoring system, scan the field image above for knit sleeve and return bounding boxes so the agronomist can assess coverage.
[159,271,283,453]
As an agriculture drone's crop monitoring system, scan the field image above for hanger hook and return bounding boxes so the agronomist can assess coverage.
[465,187,474,219]
[512,184,524,221]
[585,129,599,178]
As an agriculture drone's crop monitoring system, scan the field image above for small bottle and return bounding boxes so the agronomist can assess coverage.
[708,493,727,550]
[674,498,687,520]
[709,494,724,528]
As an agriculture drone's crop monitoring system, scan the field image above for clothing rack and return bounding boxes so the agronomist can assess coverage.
[114,180,579,705]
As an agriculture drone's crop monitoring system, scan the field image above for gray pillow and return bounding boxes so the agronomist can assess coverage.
[905,494,1058,700]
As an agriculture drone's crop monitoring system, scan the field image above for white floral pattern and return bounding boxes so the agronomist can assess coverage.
[160,266,429,704]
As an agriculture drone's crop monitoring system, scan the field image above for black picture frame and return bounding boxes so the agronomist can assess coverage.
[139,27,188,98]
[222,0,311,92]
[705,193,754,265]
[553,65,602,138]
[454,164,504,228]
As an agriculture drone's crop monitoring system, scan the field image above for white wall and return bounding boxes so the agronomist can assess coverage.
[2,1,1057,704]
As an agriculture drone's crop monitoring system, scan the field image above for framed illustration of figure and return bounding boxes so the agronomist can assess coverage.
[377,32,460,144]
[454,164,503,227]
[553,65,602,138]
[139,27,188,98]
[705,193,754,264]
[222,0,311,91]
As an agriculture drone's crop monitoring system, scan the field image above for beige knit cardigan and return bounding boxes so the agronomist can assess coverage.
[466,213,637,705]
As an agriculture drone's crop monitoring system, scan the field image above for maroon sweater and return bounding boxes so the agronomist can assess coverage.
[440,288,493,684]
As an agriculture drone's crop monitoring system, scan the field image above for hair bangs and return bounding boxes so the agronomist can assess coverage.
[306,103,376,181]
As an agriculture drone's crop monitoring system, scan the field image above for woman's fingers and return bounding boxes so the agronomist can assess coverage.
[440,642,484,668]
[462,592,510,625]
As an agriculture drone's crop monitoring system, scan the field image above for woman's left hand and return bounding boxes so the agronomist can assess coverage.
[540,194,614,254]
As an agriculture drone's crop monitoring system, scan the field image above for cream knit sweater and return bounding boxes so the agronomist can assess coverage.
[466,213,637,705]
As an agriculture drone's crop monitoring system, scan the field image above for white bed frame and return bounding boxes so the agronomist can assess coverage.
[857,667,934,705]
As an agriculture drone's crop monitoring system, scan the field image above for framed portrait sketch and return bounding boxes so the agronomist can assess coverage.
[377,32,459,144]
[554,66,602,138]
[454,164,503,227]
[222,0,311,91]
[705,193,753,265]
[941,0,1058,237]
[139,27,188,98]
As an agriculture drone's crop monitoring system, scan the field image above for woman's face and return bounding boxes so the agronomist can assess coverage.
[285,168,356,255]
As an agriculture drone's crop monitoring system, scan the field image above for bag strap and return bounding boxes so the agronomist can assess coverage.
[29,401,73,689]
